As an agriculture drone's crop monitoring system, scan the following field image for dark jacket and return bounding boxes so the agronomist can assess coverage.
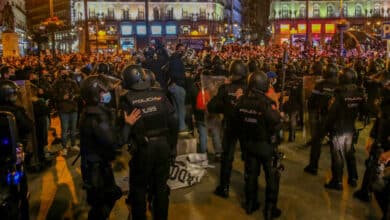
[79,105,129,163]
[308,78,338,115]
[233,91,282,157]
[52,78,79,113]
[325,84,368,135]
[168,53,185,87]
[120,88,179,156]
[207,80,246,123]
[0,104,33,141]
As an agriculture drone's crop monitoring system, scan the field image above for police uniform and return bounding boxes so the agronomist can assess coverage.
[0,80,32,220]
[120,65,178,220]
[354,80,390,204]
[234,71,282,219]
[305,64,338,174]
[324,75,367,190]
[79,76,127,220]
[208,60,248,197]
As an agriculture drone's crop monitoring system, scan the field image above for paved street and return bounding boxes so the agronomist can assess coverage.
[27,118,382,220]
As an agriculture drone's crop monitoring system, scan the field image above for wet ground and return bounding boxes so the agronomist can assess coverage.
[27,117,382,220]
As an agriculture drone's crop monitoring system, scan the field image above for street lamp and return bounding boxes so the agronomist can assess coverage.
[337,0,349,57]
[40,0,64,57]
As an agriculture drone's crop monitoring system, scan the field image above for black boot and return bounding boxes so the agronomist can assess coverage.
[264,205,282,220]
[324,180,343,191]
[214,185,229,198]
[304,165,318,175]
[244,200,260,215]
[353,190,370,202]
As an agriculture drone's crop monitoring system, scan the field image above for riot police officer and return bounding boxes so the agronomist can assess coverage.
[120,65,178,220]
[0,80,33,143]
[234,71,282,219]
[304,63,339,175]
[354,77,390,202]
[79,75,140,220]
[0,80,32,220]
[323,68,367,190]
[208,60,248,198]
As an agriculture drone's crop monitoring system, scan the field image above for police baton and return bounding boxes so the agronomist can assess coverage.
[72,153,81,166]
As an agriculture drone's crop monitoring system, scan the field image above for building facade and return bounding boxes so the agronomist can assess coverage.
[270,0,390,45]
[72,0,241,51]
[27,0,73,54]
[0,0,28,56]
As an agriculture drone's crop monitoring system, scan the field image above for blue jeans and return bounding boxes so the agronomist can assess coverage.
[196,121,208,153]
[196,119,222,154]
[59,112,77,148]
[168,84,187,131]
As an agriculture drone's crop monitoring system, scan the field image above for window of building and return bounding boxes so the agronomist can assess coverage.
[153,7,160,20]
[282,5,290,19]
[343,3,348,17]
[107,8,115,20]
[313,4,320,17]
[374,3,381,16]
[327,4,335,17]
[355,4,363,17]
[182,9,189,19]
[297,24,306,34]
[280,24,290,34]
[89,9,95,18]
[138,8,144,20]
[311,24,321,34]
[123,9,129,20]
[167,8,174,20]
[325,24,335,34]
[199,8,206,20]
[299,5,306,18]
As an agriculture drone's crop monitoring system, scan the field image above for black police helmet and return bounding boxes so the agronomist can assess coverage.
[339,67,357,85]
[143,68,157,87]
[80,75,109,105]
[247,59,260,73]
[212,55,222,64]
[323,63,339,79]
[247,70,269,93]
[312,61,323,75]
[122,65,150,90]
[0,80,18,104]
[229,60,248,81]
[203,54,213,68]
[97,63,109,74]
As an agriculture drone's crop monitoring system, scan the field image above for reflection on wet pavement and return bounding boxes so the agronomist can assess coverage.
[27,118,382,220]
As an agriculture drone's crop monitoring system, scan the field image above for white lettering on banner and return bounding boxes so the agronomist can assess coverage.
[167,154,208,190]
[168,164,202,187]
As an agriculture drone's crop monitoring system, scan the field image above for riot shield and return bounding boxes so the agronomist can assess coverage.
[302,76,322,144]
[14,80,39,168]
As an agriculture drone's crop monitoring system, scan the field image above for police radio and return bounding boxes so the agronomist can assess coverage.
[0,111,28,219]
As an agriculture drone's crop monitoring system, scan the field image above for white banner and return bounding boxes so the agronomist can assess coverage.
[167,153,212,190]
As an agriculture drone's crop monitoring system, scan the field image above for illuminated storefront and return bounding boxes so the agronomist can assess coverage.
[72,0,227,51]
[270,0,390,45]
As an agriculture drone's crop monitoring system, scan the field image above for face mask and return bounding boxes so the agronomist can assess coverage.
[101,92,111,104]
[76,76,82,82]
